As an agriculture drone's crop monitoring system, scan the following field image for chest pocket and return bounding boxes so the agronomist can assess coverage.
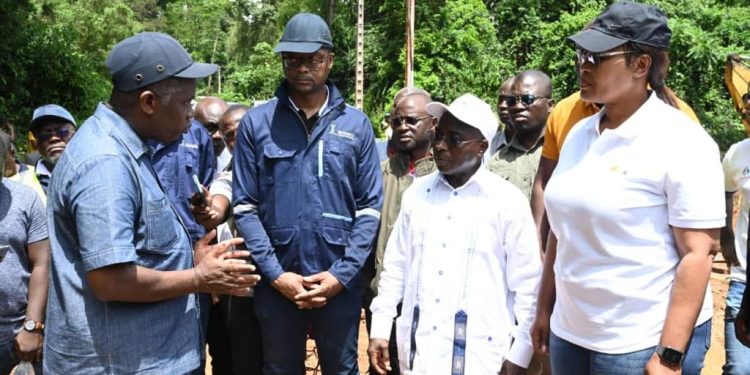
[263,143,297,184]
[179,148,200,198]
[320,140,353,182]
[144,196,181,253]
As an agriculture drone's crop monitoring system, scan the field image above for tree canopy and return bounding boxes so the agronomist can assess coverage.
[1,0,748,151]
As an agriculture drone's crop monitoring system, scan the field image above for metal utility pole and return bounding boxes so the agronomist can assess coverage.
[355,0,365,109]
[405,0,415,87]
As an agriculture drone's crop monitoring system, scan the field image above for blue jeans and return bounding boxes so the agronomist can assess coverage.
[550,319,711,375]
[0,338,43,375]
[724,281,750,374]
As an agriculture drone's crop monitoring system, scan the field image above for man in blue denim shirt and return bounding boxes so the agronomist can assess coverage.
[233,13,383,374]
[44,32,258,375]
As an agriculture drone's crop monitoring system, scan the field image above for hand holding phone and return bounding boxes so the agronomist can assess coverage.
[191,175,208,206]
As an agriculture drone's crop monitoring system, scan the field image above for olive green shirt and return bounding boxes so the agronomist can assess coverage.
[487,134,544,201]
[368,153,436,298]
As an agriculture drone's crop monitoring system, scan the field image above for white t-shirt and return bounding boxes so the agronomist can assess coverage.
[544,93,724,354]
[723,139,750,283]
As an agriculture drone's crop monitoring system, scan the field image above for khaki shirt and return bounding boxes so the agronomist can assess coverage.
[368,153,436,298]
[487,134,544,200]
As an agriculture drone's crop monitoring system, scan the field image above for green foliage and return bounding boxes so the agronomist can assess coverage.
[221,43,283,103]
[2,0,749,152]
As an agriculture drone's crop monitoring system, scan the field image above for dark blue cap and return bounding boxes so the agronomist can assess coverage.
[567,1,671,53]
[106,32,218,92]
[274,13,333,54]
[30,104,76,132]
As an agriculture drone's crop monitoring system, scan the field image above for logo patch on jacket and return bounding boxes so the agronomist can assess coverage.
[330,124,355,141]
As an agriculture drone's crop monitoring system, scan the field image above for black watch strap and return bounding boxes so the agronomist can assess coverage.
[656,344,683,367]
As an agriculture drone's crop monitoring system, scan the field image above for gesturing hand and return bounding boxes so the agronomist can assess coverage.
[368,338,392,374]
[294,271,343,309]
[193,233,260,295]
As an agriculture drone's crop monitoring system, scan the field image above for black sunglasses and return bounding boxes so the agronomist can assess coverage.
[576,49,635,66]
[504,94,548,107]
[37,128,74,143]
[389,115,431,127]
[433,132,483,148]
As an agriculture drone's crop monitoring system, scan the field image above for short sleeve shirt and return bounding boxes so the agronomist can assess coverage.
[544,93,724,353]
[44,103,200,374]
[541,91,700,161]
[723,139,750,283]
[0,180,47,344]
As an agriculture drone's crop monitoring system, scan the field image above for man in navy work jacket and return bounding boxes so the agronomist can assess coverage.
[232,12,383,375]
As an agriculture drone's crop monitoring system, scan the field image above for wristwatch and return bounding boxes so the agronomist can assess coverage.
[23,320,44,333]
[655,344,683,367]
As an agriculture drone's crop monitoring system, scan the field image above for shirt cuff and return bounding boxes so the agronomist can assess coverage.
[370,314,394,340]
[505,340,534,369]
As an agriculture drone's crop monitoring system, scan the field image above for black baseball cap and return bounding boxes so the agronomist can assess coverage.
[567,1,671,53]
[106,32,218,92]
[274,13,333,54]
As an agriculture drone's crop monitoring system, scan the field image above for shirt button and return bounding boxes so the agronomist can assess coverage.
[427,188,431,193]
[447,215,451,220]
[442,243,446,248]
[488,336,493,342]
[453,192,458,196]
[435,298,440,303]
[433,326,438,331]
[438,270,443,275]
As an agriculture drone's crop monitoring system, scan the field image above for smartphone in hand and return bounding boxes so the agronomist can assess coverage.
[191,174,208,206]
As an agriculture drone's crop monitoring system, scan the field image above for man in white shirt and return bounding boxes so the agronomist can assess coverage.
[368,94,541,375]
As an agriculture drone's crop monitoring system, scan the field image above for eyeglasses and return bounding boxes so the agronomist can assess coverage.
[282,55,329,71]
[504,94,548,107]
[576,49,635,66]
[37,128,74,142]
[433,132,483,148]
[389,115,431,127]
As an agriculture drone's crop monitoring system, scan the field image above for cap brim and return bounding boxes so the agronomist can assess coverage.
[174,62,218,79]
[425,102,449,120]
[567,28,628,53]
[274,41,328,54]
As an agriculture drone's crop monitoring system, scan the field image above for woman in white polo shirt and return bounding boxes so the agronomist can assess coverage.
[530,2,725,375]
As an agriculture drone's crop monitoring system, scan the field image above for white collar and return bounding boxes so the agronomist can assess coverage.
[35,158,53,177]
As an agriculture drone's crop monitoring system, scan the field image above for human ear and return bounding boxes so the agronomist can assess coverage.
[633,54,652,79]
[139,91,158,116]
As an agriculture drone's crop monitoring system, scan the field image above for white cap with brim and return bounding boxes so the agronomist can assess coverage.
[425,93,498,144]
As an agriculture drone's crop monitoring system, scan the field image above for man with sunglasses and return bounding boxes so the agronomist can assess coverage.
[27,104,77,198]
[233,12,382,374]
[489,70,553,202]
[369,93,540,374]
[364,87,436,375]
[195,96,231,173]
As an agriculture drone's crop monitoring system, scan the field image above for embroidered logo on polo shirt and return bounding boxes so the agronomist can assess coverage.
[610,165,628,175]
[743,166,750,176]
[329,124,356,141]
[179,141,199,149]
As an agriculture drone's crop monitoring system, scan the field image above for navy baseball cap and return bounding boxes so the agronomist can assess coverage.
[106,32,218,92]
[274,13,333,54]
[30,104,76,132]
[567,1,671,53]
